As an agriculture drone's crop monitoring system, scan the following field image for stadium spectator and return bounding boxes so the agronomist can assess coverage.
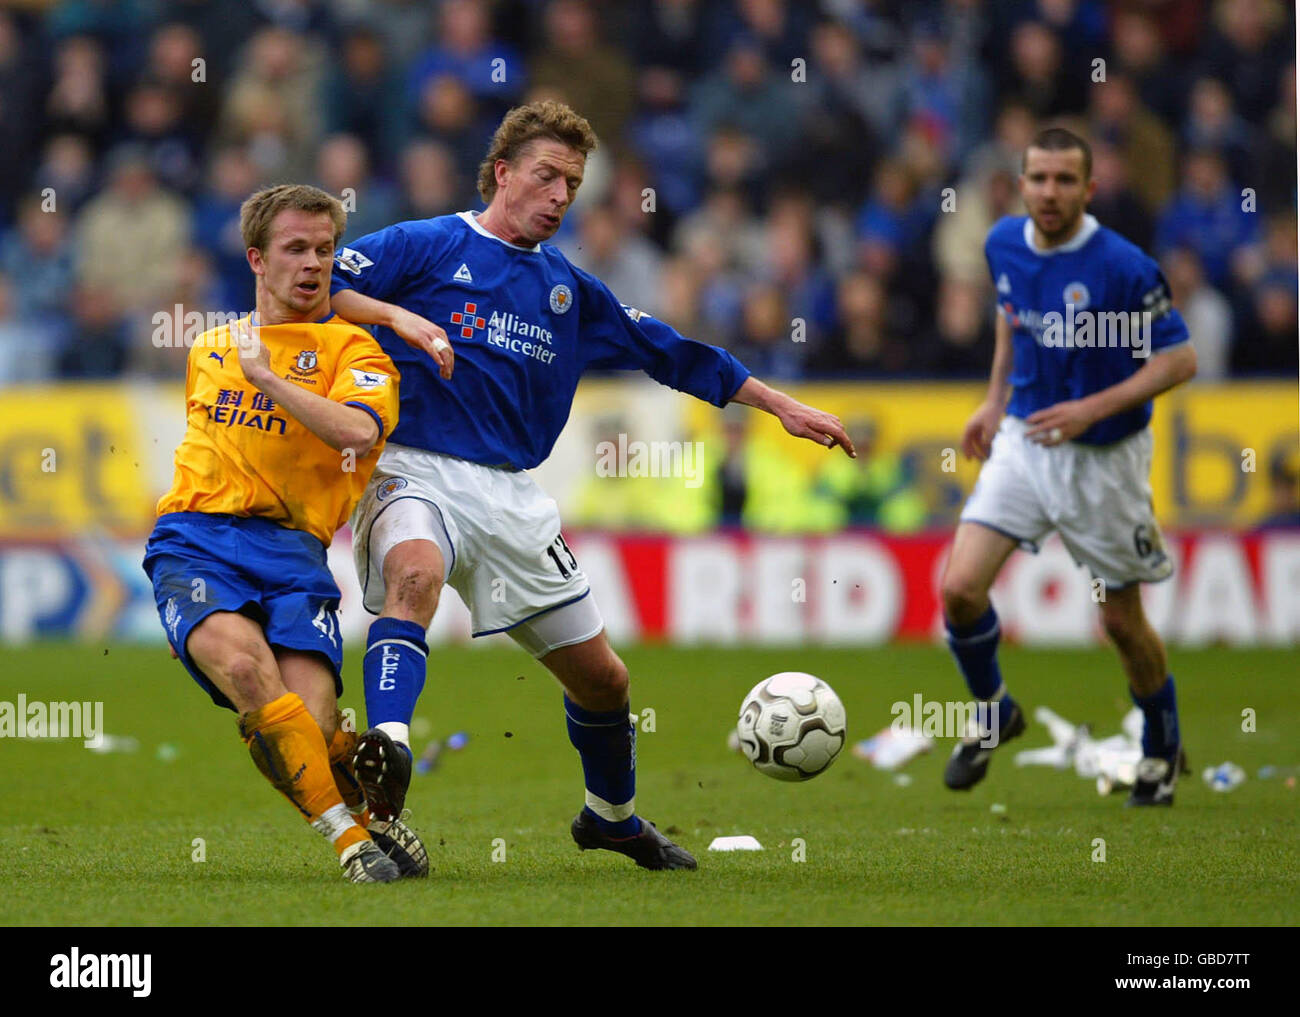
[1199,0,1292,123]
[57,283,129,379]
[690,34,804,167]
[719,0,814,70]
[216,26,324,182]
[1087,139,1154,252]
[395,139,467,221]
[165,0,271,74]
[708,402,826,533]
[656,253,708,342]
[530,0,635,146]
[1162,246,1233,381]
[74,146,190,315]
[812,418,928,532]
[855,158,925,265]
[44,34,112,149]
[1255,449,1300,529]
[762,193,836,346]
[675,184,765,279]
[0,273,46,384]
[728,283,805,381]
[1111,7,1190,126]
[192,146,259,314]
[920,275,996,378]
[314,133,398,241]
[1183,76,1255,186]
[932,164,1022,283]
[559,200,663,313]
[625,66,706,222]
[0,12,43,225]
[1,197,75,355]
[1089,73,1179,215]
[808,271,908,375]
[1256,61,1297,214]
[119,79,203,196]
[412,73,496,185]
[569,412,713,533]
[624,0,713,76]
[898,18,990,168]
[146,22,221,142]
[795,19,884,206]
[323,22,408,174]
[1154,147,1260,290]
[1233,268,1299,375]
[677,225,747,347]
[965,99,1036,182]
[407,0,524,114]
[33,134,98,217]
[1000,20,1087,120]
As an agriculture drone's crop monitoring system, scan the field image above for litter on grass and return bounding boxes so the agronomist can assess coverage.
[1202,762,1246,792]
[853,725,934,770]
[1013,705,1144,795]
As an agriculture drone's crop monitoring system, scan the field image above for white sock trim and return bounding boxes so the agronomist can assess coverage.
[312,802,358,843]
[585,790,635,822]
[377,721,410,749]
[366,638,427,658]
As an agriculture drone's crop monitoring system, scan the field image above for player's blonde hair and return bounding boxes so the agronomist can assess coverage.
[476,100,598,203]
[240,184,347,253]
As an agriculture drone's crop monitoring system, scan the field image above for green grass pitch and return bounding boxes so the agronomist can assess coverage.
[1,642,1295,926]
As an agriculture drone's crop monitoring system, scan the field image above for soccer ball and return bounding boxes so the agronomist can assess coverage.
[736,672,847,781]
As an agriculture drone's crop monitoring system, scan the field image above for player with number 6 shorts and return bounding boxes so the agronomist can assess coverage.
[329,100,856,869]
[143,184,425,883]
[941,128,1198,806]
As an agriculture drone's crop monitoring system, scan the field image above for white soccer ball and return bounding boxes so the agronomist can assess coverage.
[736,672,847,781]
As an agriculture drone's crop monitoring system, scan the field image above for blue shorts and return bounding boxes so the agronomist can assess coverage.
[143,512,344,711]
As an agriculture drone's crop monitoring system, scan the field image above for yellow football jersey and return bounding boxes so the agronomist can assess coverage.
[157,314,399,546]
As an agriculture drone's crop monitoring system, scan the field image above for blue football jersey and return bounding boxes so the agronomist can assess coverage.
[986,214,1190,445]
[330,212,751,469]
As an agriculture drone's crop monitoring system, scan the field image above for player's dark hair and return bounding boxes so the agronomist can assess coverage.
[240,184,346,253]
[477,100,598,203]
[1023,127,1092,180]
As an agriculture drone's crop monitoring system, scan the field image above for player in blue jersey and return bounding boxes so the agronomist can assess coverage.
[329,101,854,867]
[941,128,1197,805]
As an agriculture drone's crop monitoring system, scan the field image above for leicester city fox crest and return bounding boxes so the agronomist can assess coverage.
[376,477,408,501]
[549,284,572,314]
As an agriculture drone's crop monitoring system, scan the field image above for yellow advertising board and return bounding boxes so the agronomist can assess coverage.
[0,383,183,538]
[0,381,1294,536]
[682,381,1299,529]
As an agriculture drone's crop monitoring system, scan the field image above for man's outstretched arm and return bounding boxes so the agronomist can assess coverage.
[730,376,856,459]
[331,288,455,380]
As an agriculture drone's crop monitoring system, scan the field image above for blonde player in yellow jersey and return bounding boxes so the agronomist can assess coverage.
[144,185,420,883]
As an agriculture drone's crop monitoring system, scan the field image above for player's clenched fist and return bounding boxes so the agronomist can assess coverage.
[960,400,1004,461]
[391,307,455,380]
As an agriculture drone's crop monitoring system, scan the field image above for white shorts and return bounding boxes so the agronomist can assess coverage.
[960,416,1173,588]
[351,445,603,656]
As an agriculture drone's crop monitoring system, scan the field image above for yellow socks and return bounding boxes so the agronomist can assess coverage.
[239,692,368,857]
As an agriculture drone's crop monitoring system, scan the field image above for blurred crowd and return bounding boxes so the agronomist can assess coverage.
[0,0,1295,387]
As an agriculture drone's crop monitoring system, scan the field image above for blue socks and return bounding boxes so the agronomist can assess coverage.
[362,617,428,756]
[1132,676,1180,760]
[565,695,639,838]
[945,605,1018,729]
